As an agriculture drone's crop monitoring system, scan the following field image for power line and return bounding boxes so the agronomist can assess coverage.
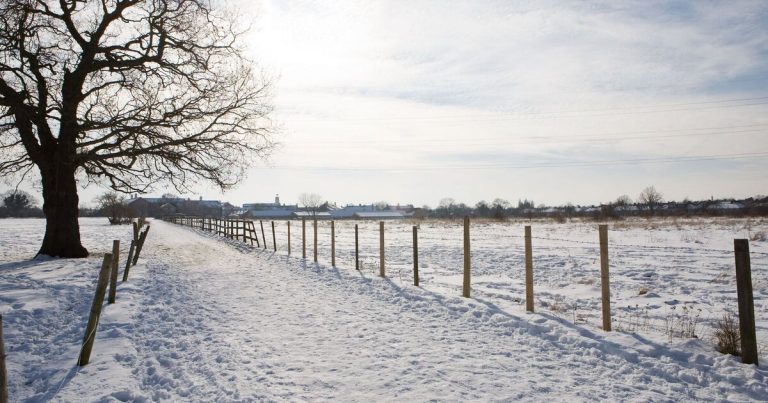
[285,96,768,123]
[289,123,768,147]
[261,151,768,172]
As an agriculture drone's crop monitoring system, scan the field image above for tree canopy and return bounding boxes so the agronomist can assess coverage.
[0,0,277,257]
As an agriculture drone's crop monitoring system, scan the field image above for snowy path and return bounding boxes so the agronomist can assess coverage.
[104,221,766,401]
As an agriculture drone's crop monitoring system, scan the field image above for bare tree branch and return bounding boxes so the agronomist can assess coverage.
[0,0,276,192]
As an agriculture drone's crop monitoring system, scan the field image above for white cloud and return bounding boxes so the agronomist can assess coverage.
[93,0,768,206]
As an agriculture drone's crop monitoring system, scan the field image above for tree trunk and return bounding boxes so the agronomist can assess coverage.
[37,162,88,258]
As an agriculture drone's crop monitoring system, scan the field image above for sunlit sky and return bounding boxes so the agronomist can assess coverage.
[8,0,768,208]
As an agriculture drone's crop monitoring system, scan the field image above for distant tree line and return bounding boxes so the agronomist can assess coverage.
[423,187,768,220]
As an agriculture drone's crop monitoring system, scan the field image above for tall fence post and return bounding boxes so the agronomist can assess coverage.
[302,218,306,259]
[132,226,150,266]
[123,240,135,282]
[272,221,277,251]
[525,226,534,312]
[379,221,385,277]
[413,225,419,286]
[599,224,611,331]
[260,221,267,249]
[463,216,471,298]
[108,240,120,304]
[355,223,359,270]
[78,254,112,366]
[1,314,7,403]
[287,221,292,255]
[734,239,758,365]
[314,219,318,263]
[331,221,336,267]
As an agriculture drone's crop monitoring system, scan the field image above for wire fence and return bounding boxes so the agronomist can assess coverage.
[164,216,767,354]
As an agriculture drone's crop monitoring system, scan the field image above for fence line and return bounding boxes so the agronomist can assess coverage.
[75,218,152,370]
[162,215,765,347]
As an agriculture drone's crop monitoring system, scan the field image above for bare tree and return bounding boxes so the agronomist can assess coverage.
[615,195,632,206]
[298,193,324,216]
[436,197,456,218]
[491,198,509,220]
[94,191,133,224]
[638,186,663,215]
[475,200,490,217]
[0,1,276,257]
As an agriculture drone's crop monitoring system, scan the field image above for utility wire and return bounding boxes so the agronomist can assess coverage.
[261,151,768,172]
[286,96,768,123]
[290,125,768,147]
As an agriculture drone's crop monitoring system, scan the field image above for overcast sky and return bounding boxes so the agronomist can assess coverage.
[9,0,768,208]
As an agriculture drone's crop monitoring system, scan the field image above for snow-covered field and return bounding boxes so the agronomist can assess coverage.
[1,217,767,401]
[282,217,768,349]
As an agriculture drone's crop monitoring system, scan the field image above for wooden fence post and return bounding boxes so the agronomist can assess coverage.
[302,219,306,259]
[734,239,758,365]
[525,226,534,312]
[0,314,7,403]
[355,223,359,270]
[123,240,135,282]
[379,221,385,277]
[78,254,112,366]
[287,221,291,255]
[413,226,419,286]
[132,226,150,265]
[260,221,267,249]
[314,219,318,263]
[272,221,277,251]
[132,221,139,242]
[108,240,120,304]
[463,216,471,298]
[331,221,336,267]
[599,224,611,331]
[251,221,260,247]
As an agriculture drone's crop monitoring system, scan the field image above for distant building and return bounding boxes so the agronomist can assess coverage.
[292,211,333,219]
[330,203,416,219]
[330,204,376,218]
[242,199,420,220]
[353,211,408,219]
[243,194,300,218]
[127,195,224,217]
